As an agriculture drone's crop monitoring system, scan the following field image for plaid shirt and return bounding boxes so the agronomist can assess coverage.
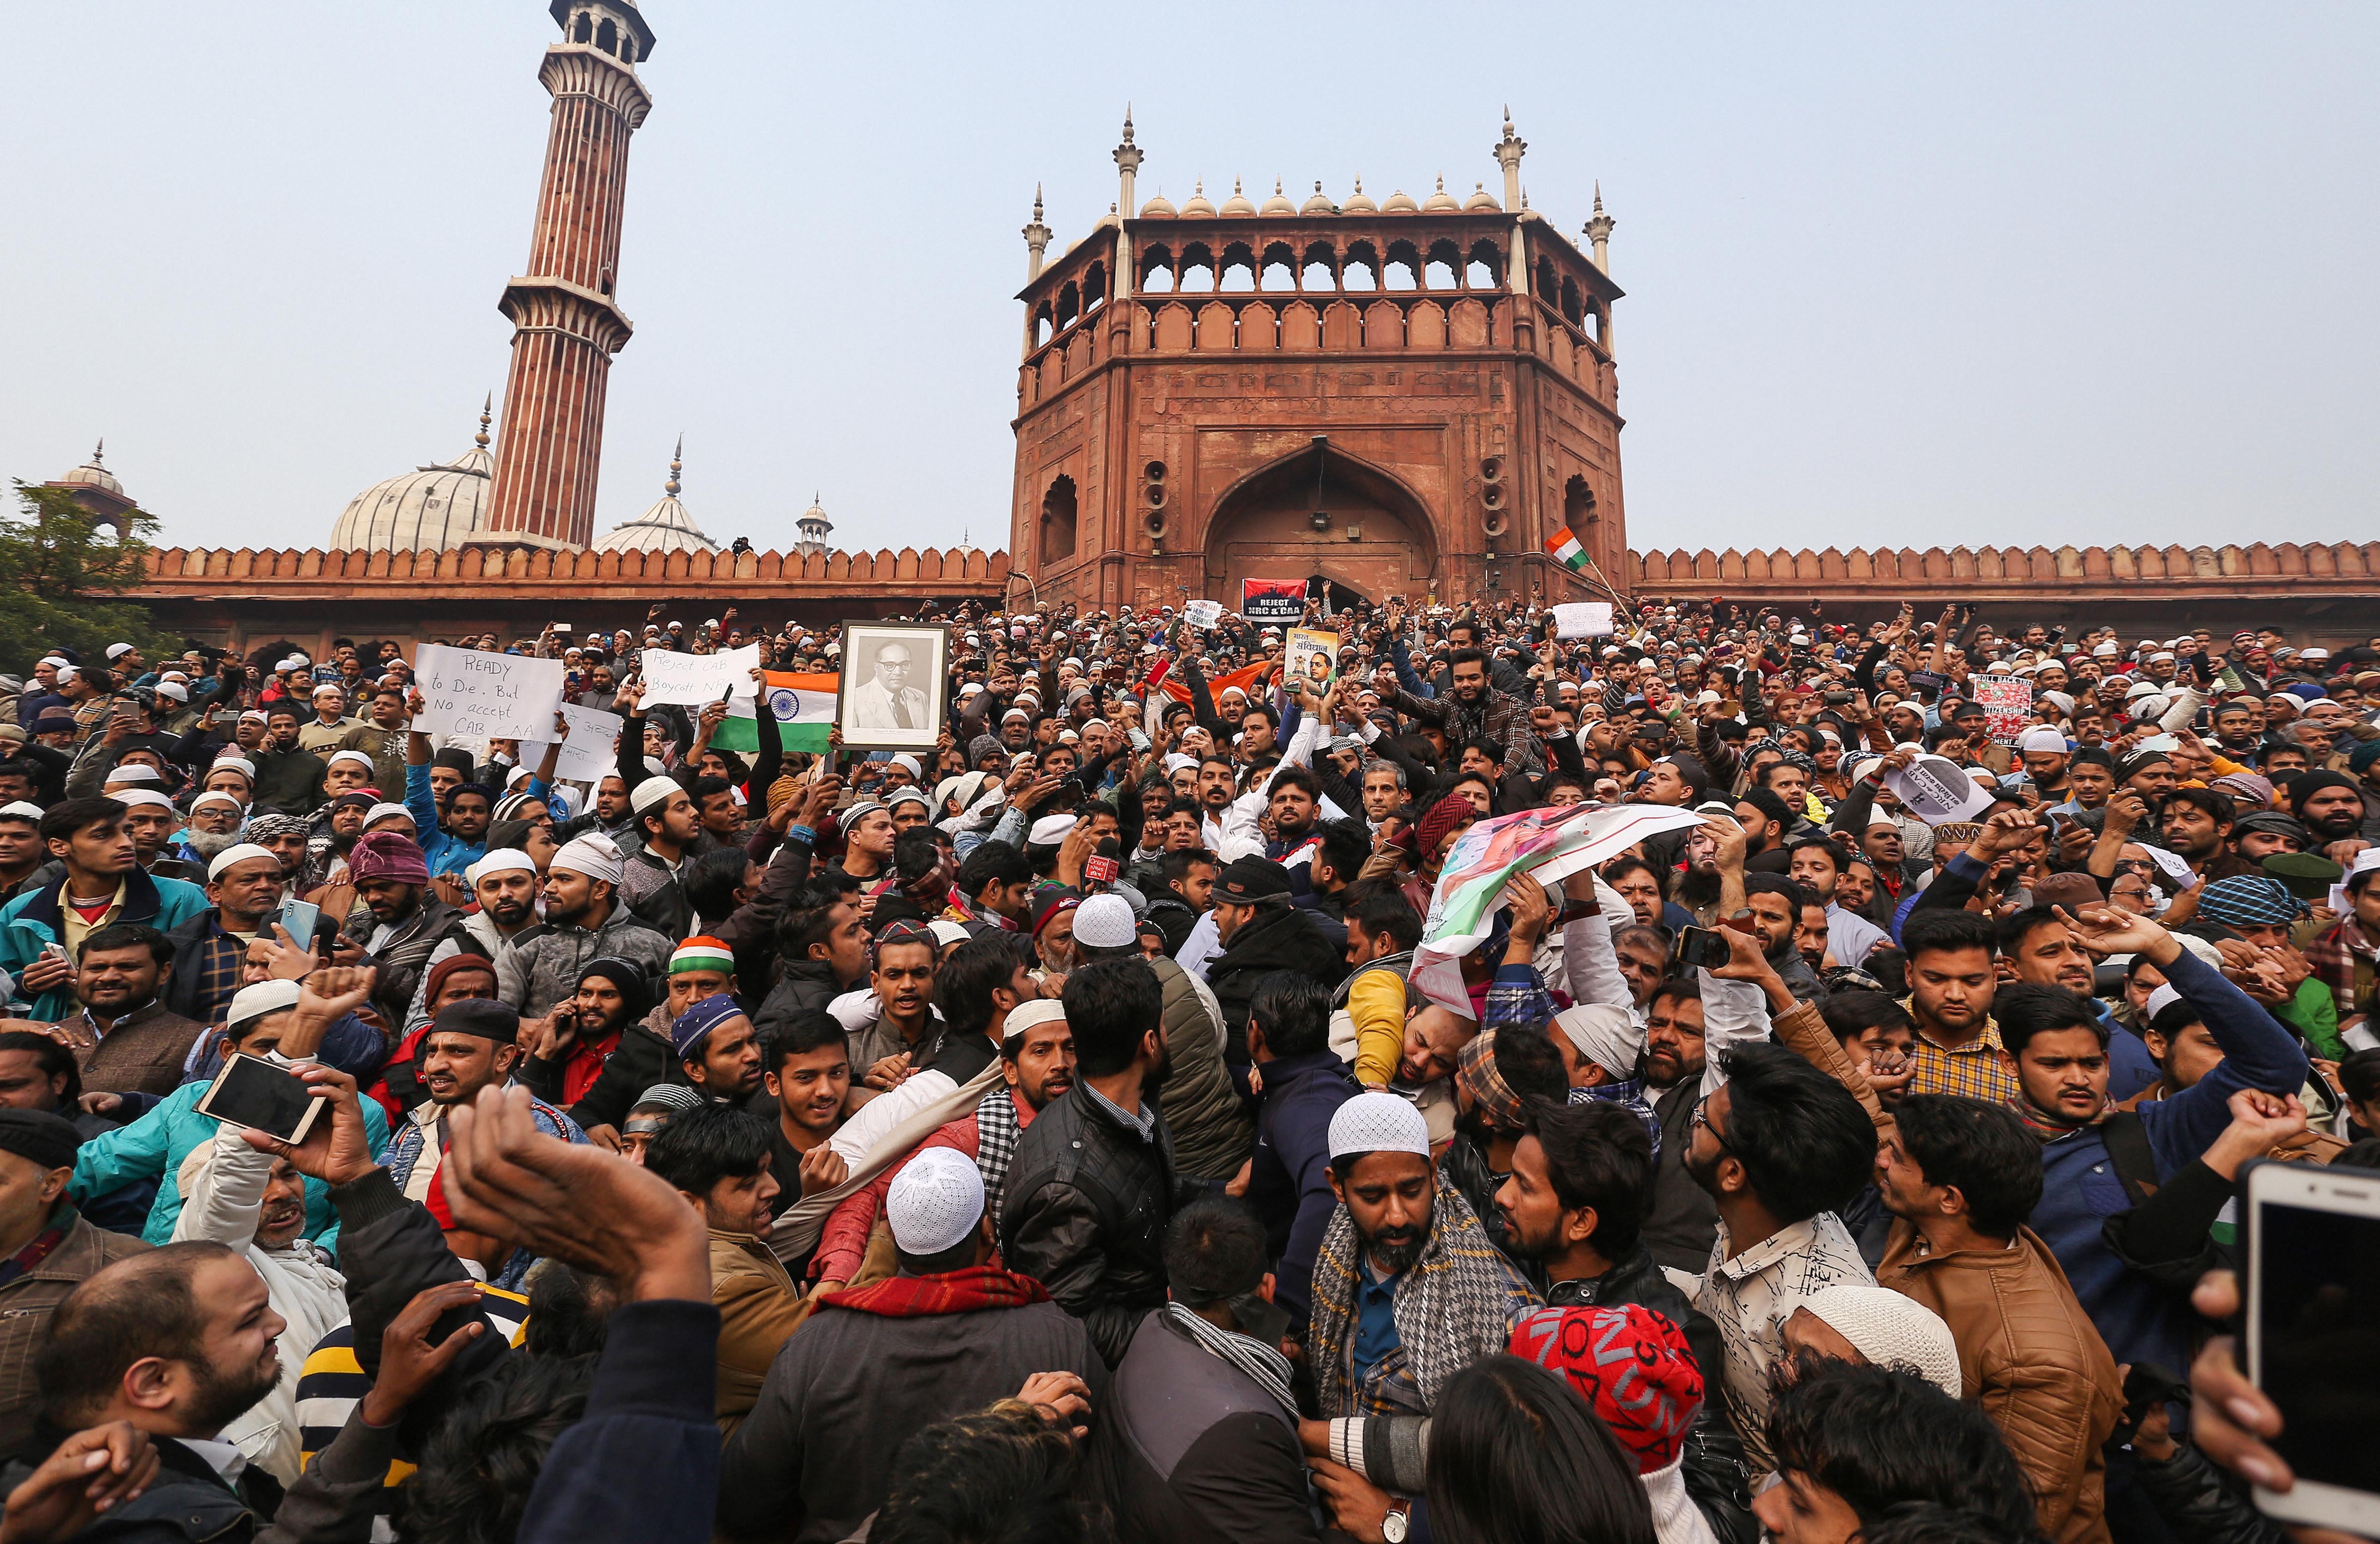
[1898,999,2021,1105]
[2303,917,2376,1024]
[182,916,248,1026]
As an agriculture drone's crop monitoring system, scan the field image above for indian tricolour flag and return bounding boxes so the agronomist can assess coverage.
[711,671,837,755]
[1408,803,1704,1013]
[1547,525,1593,575]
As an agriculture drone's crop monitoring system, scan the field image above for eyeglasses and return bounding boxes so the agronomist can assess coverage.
[1689,1099,1730,1151]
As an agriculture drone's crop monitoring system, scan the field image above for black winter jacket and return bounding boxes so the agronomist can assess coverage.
[752,958,849,1038]
[1000,1082,1195,1367]
[1204,903,1348,1067]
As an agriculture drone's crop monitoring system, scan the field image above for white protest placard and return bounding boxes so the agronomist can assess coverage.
[1552,601,1615,640]
[524,703,623,785]
[1185,599,1223,631]
[411,645,566,742]
[639,644,761,707]
[1884,754,1998,826]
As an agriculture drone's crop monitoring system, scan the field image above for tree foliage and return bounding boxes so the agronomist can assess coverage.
[0,481,174,675]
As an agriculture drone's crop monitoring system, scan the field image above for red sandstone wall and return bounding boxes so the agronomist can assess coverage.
[131,545,1009,593]
[1626,540,2380,595]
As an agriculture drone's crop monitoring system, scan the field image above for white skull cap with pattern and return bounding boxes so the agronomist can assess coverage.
[1799,1285,1964,1397]
[1072,892,1137,950]
[630,775,682,814]
[886,1146,985,1255]
[1327,1091,1432,1161]
[1002,997,1066,1042]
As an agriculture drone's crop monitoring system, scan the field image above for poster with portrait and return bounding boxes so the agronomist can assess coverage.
[837,621,947,751]
[1285,627,1339,692]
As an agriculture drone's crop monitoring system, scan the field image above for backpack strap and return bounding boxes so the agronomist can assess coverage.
[2099,1109,2161,1205]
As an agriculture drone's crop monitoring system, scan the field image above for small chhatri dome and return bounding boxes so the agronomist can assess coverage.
[1422,175,1460,212]
[1300,180,1337,215]
[1260,178,1296,216]
[1219,176,1256,216]
[1180,177,1216,218]
[592,435,720,555]
[58,439,122,495]
[1383,185,1419,214]
[328,398,497,551]
[1341,177,1378,214]
[1138,189,1178,218]
[1464,180,1501,211]
[794,492,834,556]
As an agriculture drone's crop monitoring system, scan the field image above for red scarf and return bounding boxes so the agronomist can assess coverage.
[822,1264,1050,1318]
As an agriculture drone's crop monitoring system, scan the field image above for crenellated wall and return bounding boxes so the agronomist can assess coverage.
[133,543,1006,590]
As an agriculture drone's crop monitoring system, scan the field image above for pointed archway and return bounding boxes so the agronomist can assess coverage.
[1203,442,1438,606]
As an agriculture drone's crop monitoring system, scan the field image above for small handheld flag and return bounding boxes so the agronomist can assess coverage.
[1547,526,1592,575]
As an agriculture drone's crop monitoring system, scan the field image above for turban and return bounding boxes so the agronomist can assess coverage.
[205,842,279,882]
[1550,1004,1639,1081]
[552,832,625,885]
[348,831,430,886]
[671,992,747,1059]
[1508,1305,1703,1475]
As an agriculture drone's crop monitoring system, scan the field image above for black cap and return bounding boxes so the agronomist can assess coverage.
[0,1109,83,1173]
[1214,856,1294,907]
[431,998,520,1044]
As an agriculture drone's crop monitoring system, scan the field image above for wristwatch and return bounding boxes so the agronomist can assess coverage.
[1382,1503,1411,1543]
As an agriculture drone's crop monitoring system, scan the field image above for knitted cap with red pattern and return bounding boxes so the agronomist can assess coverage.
[1507,1304,1703,1475]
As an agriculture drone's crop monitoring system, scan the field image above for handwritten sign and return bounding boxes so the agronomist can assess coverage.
[1972,674,2033,747]
[639,644,761,708]
[1884,755,1997,826]
[1551,601,1615,640]
[411,645,565,741]
[524,704,623,785]
[1184,599,1223,631]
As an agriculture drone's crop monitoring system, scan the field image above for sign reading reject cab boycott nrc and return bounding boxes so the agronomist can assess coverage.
[411,644,566,741]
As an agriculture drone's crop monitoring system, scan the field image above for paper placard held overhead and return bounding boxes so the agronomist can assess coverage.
[524,704,624,785]
[640,644,761,707]
[1884,755,1998,826]
[1184,599,1223,630]
[1551,602,1615,640]
[410,645,566,742]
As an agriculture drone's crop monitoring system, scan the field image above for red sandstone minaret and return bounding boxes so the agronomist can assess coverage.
[478,1,656,551]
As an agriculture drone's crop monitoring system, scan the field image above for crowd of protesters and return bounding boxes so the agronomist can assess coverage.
[0,588,2373,1543]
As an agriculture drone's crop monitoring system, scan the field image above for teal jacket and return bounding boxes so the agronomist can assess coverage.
[1,867,210,1022]
[70,1075,392,1247]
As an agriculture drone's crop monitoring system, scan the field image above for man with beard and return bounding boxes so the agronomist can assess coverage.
[1202,858,1346,1070]
[159,843,284,1030]
[569,939,736,1144]
[1305,1091,1537,1430]
[297,789,373,893]
[39,924,210,1099]
[498,831,671,1019]
[1744,875,1826,1002]
[1393,644,1542,781]
[1996,904,2162,1098]
[17,1243,291,1528]
[1638,977,1727,1274]
[2158,786,2246,882]
[645,1105,806,1433]
[519,956,648,1110]
[252,703,328,815]
[1001,959,1188,1367]
[396,848,546,1039]
[619,774,704,944]
[341,831,459,1035]
[168,1121,348,1485]
[2287,768,2373,863]
[0,798,209,1025]
[1492,1100,1754,1543]
[812,998,1076,1296]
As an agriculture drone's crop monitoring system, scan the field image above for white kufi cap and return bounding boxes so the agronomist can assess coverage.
[1327,1091,1433,1161]
[885,1146,985,1255]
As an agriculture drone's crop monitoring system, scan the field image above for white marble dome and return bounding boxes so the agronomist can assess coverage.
[328,403,494,551]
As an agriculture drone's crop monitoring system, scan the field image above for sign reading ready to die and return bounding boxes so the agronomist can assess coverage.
[411,644,566,741]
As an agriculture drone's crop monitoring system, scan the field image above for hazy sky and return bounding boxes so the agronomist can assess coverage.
[4,3,2374,563]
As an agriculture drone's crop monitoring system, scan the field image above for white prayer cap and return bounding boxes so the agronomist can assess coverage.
[211,755,258,779]
[890,754,922,778]
[0,801,43,822]
[155,682,188,703]
[506,764,536,788]
[1800,1285,1963,1397]
[227,979,302,1030]
[1164,753,1197,774]
[1028,814,1077,846]
[1328,1091,1432,1161]
[1072,892,1136,950]
[2328,847,2380,917]
[885,1147,985,1256]
[102,765,163,785]
[189,791,243,814]
[2143,984,2186,1022]
[629,775,682,814]
[1002,997,1066,1043]
[1551,1004,1639,1080]
[1868,807,1901,830]
[113,790,174,813]
[106,644,137,661]
[887,787,932,812]
[36,656,68,670]
[207,842,280,882]
[363,803,413,829]
[2016,727,2068,755]
[327,750,375,772]
[469,848,537,885]
[928,919,971,950]
[552,831,626,885]
[54,666,78,684]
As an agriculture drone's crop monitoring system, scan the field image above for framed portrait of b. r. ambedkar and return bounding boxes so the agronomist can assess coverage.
[836,620,948,751]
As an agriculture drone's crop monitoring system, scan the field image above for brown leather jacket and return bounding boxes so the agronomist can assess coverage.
[1772,999,2123,1544]
[0,1210,152,1455]
[710,1228,813,1436]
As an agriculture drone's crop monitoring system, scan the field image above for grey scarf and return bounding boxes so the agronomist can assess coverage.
[1161,1303,1297,1417]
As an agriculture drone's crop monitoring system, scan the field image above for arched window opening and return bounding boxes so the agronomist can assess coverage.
[573,10,592,42]
[1041,475,1079,562]
[595,17,618,54]
[1180,252,1216,293]
[1301,259,1337,291]
[1260,242,1297,291]
[1033,306,1053,349]
[1082,262,1107,310]
[1056,282,1080,331]
[1563,475,1597,535]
